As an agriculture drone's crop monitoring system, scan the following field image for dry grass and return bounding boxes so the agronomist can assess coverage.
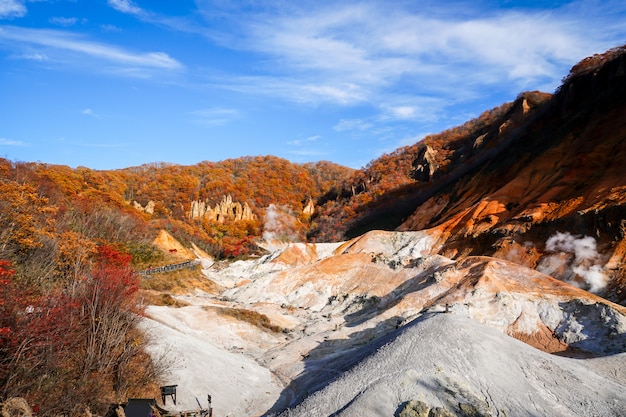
[138,290,190,307]
[206,306,283,333]
[140,264,222,295]
[139,264,223,307]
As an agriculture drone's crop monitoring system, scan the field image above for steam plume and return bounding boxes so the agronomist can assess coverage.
[262,204,301,245]
[537,232,608,293]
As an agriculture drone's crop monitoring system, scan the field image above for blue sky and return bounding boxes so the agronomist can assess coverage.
[1,0,625,170]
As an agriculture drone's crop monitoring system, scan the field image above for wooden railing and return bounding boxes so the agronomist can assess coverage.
[139,259,200,276]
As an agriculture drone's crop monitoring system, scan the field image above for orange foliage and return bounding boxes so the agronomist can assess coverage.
[562,44,626,85]
[309,100,516,241]
[1,156,353,259]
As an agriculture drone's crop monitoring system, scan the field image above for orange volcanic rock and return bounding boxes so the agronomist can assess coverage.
[511,321,568,353]
[270,243,320,266]
[393,49,626,304]
[153,229,197,260]
[217,236,626,356]
[384,255,626,354]
[311,48,626,305]
[491,239,542,269]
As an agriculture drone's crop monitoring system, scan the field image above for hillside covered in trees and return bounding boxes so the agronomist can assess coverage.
[0,156,352,413]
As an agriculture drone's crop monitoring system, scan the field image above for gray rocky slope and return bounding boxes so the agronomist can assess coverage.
[275,313,625,417]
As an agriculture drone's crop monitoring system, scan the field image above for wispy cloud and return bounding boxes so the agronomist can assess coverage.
[81,108,102,118]
[49,17,81,27]
[100,24,122,32]
[10,52,48,61]
[334,119,373,133]
[81,142,126,148]
[287,149,326,157]
[189,107,240,126]
[186,0,626,157]
[107,0,144,16]
[0,137,26,146]
[107,0,196,35]
[197,0,624,107]
[0,25,183,71]
[286,134,327,160]
[288,135,320,146]
[205,73,368,106]
[0,0,26,19]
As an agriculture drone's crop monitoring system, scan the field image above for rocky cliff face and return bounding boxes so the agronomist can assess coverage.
[412,47,626,303]
[188,194,256,222]
[324,46,626,305]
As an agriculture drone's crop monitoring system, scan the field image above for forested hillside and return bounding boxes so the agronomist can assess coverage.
[310,46,626,242]
[0,156,352,413]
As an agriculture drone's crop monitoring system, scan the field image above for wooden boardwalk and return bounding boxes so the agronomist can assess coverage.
[139,260,200,276]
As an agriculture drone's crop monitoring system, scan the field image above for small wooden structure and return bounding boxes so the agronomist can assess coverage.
[105,399,169,417]
[160,385,177,406]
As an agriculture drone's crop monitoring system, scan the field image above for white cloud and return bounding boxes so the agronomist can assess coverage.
[189,107,240,126]
[288,135,320,146]
[198,0,624,108]
[11,52,47,61]
[0,137,26,146]
[388,106,417,120]
[0,26,183,70]
[0,0,26,19]
[334,119,373,132]
[214,75,367,105]
[287,149,326,157]
[108,0,144,16]
[81,108,102,118]
[101,24,122,32]
[301,83,367,105]
[49,17,79,27]
[285,135,327,160]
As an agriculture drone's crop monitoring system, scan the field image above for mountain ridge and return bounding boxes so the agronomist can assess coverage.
[309,44,626,304]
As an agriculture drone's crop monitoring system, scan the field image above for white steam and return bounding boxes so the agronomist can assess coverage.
[262,204,301,246]
[546,232,598,261]
[537,232,608,293]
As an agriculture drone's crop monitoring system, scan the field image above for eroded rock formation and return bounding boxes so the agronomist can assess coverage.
[132,200,155,214]
[188,195,256,222]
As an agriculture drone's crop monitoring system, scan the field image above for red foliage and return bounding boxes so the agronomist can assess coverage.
[0,260,80,403]
[0,260,16,341]
[88,244,141,315]
[0,247,147,414]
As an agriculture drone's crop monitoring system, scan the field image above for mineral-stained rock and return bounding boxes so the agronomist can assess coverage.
[429,407,455,417]
[399,400,430,417]
[458,402,490,417]
[411,145,438,182]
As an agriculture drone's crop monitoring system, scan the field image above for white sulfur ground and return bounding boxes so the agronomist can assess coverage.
[140,234,626,417]
[275,313,626,417]
[140,312,283,417]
